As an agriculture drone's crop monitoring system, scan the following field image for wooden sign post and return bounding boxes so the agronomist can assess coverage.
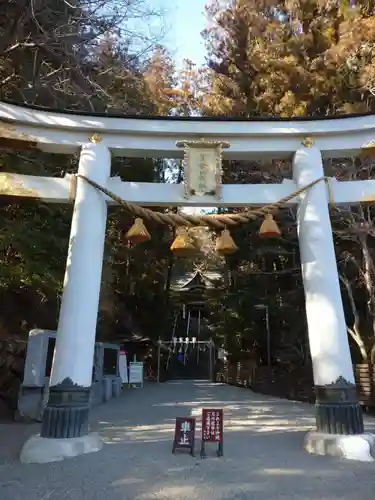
[172,417,196,456]
[200,409,223,458]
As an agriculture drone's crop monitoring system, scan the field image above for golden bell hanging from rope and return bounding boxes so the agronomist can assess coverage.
[125,218,151,244]
[259,214,281,238]
[215,229,238,255]
[170,229,197,258]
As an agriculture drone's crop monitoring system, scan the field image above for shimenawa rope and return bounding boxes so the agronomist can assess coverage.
[76,174,327,230]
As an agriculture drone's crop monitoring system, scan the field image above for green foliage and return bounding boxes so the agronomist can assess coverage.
[202,0,375,117]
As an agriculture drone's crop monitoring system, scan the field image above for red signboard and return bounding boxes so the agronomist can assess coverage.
[201,409,223,458]
[172,417,196,456]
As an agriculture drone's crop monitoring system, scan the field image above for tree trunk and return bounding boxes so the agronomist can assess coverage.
[359,234,375,360]
[339,273,368,361]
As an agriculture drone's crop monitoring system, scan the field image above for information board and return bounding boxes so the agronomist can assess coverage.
[172,417,196,456]
[200,408,223,458]
[129,361,144,387]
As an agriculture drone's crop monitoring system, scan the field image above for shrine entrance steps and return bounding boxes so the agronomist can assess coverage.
[1,380,375,500]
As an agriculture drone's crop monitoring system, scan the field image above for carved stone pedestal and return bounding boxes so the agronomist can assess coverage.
[315,376,364,436]
[20,433,102,464]
[305,432,375,462]
[41,378,90,439]
[20,378,103,464]
[305,376,375,462]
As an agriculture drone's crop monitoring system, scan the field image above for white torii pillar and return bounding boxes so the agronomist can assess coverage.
[293,142,375,461]
[20,140,110,463]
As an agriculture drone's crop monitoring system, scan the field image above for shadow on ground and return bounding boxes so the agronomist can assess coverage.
[0,381,374,500]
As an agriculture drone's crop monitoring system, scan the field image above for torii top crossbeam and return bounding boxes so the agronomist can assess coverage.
[1,100,375,159]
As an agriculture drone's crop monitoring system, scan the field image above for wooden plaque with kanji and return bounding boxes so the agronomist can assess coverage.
[201,409,223,458]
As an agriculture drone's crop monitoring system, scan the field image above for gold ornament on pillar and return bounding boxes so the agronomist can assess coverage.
[259,214,281,238]
[125,218,151,244]
[215,228,238,255]
[89,133,102,144]
[170,228,197,257]
[302,137,314,147]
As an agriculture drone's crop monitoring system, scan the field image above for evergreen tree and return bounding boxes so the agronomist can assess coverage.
[203,0,375,117]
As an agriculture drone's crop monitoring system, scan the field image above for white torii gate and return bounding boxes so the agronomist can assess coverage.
[1,101,375,464]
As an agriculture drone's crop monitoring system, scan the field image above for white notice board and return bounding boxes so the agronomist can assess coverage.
[119,351,128,384]
[129,362,144,387]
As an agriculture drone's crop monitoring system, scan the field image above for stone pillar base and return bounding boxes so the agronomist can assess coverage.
[41,379,90,439]
[315,378,364,435]
[20,432,102,464]
[305,431,375,462]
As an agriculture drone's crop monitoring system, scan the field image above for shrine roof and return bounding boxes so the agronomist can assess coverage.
[171,269,222,292]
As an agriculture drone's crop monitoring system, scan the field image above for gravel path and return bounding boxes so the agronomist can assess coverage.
[1,380,375,500]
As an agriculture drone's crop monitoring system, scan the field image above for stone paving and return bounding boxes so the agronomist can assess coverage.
[1,380,375,500]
